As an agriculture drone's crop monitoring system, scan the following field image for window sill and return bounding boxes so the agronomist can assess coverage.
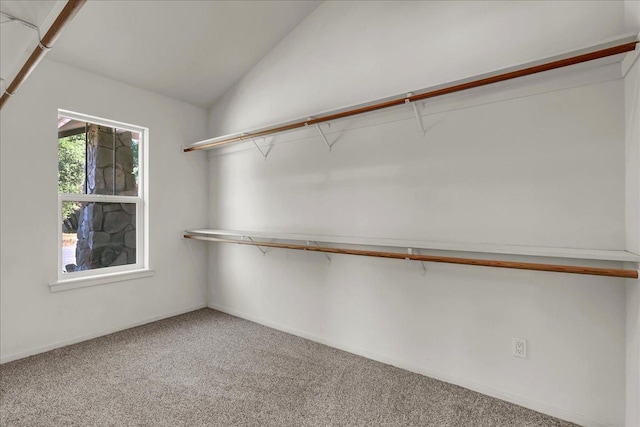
[49,269,155,292]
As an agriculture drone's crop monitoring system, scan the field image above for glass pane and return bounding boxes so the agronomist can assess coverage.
[131,131,140,191]
[58,126,87,194]
[115,128,139,196]
[86,125,113,195]
[61,201,137,273]
[58,118,139,197]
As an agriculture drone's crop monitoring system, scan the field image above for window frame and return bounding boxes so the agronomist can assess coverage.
[55,109,149,284]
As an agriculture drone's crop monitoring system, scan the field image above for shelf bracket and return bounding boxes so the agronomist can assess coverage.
[305,118,334,151]
[0,12,48,51]
[407,248,427,276]
[405,93,425,136]
[1,11,38,30]
[308,241,331,262]
[315,123,333,151]
[250,137,272,160]
[244,236,266,255]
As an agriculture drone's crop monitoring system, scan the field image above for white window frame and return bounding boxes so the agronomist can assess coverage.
[54,109,150,287]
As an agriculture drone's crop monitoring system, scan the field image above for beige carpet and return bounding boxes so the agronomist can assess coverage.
[1,309,576,426]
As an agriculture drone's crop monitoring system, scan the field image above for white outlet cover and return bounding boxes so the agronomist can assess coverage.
[512,337,527,358]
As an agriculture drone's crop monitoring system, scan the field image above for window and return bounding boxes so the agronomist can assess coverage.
[57,110,148,283]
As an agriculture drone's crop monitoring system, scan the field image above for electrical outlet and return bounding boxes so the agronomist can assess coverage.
[512,338,527,358]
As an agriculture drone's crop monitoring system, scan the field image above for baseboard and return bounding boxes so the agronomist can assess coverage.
[208,303,616,427]
[0,304,207,364]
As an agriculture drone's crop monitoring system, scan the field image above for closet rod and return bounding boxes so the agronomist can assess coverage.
[184,234,639,279]
[184,40,638,152]
[0,0,87,110]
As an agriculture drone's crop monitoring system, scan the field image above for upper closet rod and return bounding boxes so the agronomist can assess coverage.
[0,0,87,110]
[184,39,638,153]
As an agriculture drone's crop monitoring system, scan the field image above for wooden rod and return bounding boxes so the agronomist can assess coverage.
[0,0,87,111]
[184,234,639,279]
[184,41,638,153]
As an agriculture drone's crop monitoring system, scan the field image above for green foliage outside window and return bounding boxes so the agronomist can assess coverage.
[58,133,86,219]
[131,138,139,181]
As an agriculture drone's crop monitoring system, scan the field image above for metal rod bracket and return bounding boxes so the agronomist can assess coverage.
[407,248,426,275]
[315,123,333,151]
[411,103,426,136]
[250,138,270,160]
[404,93,426,136]
[244,236,266,255]
[1,11,38,31]
[308,241,331,262]
[0,12,48,50]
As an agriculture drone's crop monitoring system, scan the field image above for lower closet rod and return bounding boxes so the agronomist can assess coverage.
[184,234,639,279]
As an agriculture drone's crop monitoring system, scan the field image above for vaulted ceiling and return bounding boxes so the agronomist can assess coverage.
[1,0,321,108]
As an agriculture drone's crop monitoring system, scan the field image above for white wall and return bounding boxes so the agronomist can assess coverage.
[0,59,209,362]
[624,4,640,426]
[210,69,626,249]
[625,52,640,427]
[205,2,634,426]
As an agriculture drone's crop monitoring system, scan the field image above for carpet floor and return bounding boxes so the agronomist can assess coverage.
[1,309,576,427]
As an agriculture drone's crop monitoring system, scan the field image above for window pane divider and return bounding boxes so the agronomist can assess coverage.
[59,193,141,203]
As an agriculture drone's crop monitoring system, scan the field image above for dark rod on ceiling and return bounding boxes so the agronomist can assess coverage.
[183,234,639,279]
[184,40,638,152]
[0,0,87,111]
